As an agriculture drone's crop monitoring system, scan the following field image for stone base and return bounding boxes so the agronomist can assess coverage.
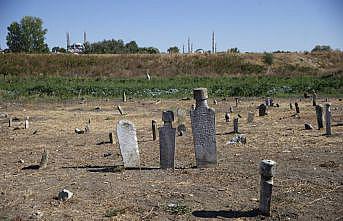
[196,161,217,168]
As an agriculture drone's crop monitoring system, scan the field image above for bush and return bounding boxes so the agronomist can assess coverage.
[263,52,273,65]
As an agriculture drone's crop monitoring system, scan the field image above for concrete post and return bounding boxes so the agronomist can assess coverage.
[259,159,276,216]
[295,102,300,114]
[325,103,331,135]
[152,120,157,141]
[315,105,323,130]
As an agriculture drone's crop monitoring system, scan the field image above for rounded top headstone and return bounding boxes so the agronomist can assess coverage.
[259,159,276,177]
[162,111,174,122]
[193,88,208,100]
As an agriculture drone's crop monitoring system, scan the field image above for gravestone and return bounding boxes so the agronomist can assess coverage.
[152,120,157,141]
[295,102,300,114]
[229,106,234,113]
[235,97,239,107]
[122,91,127,102]
[289,103,293,110]
[259,159,276,216]
[116,120,140,168]
[159,111,176,169]
[190,88,217,168]
[225,112,231,122]
[8,117,12,127]
[177,124,186,136]
[315,105,323,129]
[109,132,114,144]
[325,103,332,135]
[247,111,254,124]
[259,104,267,116]
[39,149,49,169]
[233,117,239,133]
[24,118,29,129]
[312,91,317,106]
[117,105,124,115]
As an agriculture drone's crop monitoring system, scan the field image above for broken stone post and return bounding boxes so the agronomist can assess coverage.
[289,103,293,110]
[312,91,317,106]
[190,88,217,168]
[116,120,140,168]
[315,105,323,130]
[295,102,300,114]
[259,160,276,216]
[259,104,267,116]
[152,120,157,141]
[325,103,332,135]
[233,117,239,133]
[247,111,254,124]
[159,111,176,169]
[109,132,114,144]
[117,105,124,115]
[39,149,49,169]
[122,91,127,102]
[235,97,239,107]
[8,117,12,127]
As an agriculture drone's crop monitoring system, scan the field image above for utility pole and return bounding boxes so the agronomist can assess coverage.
[66,32,70,50]
[83,31,87,44]
[212,31,215,54]
[182,44,185,54]
[187,37,190,53]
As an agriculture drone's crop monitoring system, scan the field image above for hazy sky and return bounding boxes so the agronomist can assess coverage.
[0,0,342,52]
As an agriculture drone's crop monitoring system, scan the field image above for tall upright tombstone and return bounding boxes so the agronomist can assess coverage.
[259,104,267,116]
[259,159,276,216]
[116,120,140,168]
[325,103,332,135]
[295,102,300,114]
[190,88,217,168]
[315,105,323,130]
[159,111,176,169]
[312,91,317,106]
[247,111,254,124]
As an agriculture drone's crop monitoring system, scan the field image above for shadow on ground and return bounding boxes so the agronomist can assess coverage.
[192,209,260,219]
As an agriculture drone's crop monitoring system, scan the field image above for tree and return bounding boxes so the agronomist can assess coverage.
[311,45,332,53]
[263,52,273,65]
[167,46,180,54]
[228,47,240,53]
[52,47,67,53]
[125,41,139,53]
[6,16,49,53]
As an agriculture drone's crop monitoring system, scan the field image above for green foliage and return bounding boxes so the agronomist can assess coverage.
[311,45,332,53]
[167,46,180,54]
[164,203,191,215]
[6,16,49,53]
[227,47,240,53]
[263,52,273,65]
[52,47,66,53]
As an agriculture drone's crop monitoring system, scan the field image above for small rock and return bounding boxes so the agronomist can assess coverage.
[18,159,24,163]
[226,134,246,145]
[103,152,112,157]
[75,128,85,134]
[58,189,73,201]
[94,106,102,112]
[304,123,313,130]
[29,211,43,219]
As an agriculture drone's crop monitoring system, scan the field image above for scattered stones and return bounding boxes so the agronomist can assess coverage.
[225,112,231,122]
[116,120,140,168]
[39,149,49,169]
[103,152,112,157]
[226,134,246,144]
[315,105,324,129]
[304,123,313,130]
[159,111,176,169]
[177,124,186,136]
[259,160,276,216]
[58,189,73,202]
[259,104,267,116]
[190,88,217,168]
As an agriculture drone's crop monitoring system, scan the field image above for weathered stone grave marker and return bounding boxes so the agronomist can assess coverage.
[122,91,127,102]
[117,105,125,115]
[289,103,293,110]
[315,105,323,129]
[235,97,239,107]
[152,120,157,141]
[225,112,231,122]
[190,88,217,168]
[295,102,300,114]
[247,111,254,124]
[8,117,12,127]
[325,103,332,135]
[259,104,267,116]
[116,120,140,168]
[109,132,114,144]
[159,111,176,169]
[24,116,29,129]
[233,117,239,133]
[312,91,317,106]
[229,106,234,113]
[259,159,276,216]
[39,149,49,169]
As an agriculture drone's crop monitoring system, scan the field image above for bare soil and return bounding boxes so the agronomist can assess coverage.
[0,97,342,220]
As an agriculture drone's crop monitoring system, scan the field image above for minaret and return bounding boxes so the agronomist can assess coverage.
[188,37,190,53]
[182,44,185,54]
[66,32,70,50]
[83,32,87,44]
[191,43,193,53]
[212,31,215,54]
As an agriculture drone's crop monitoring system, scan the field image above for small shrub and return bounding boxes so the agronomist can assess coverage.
[263,52,273,65]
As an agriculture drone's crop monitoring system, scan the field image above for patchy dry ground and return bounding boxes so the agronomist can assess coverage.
[0,97,342,220]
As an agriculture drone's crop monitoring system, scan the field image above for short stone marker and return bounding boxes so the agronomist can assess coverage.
[24,117,29,129]
[116,120,140,168]
[259,159,276,216]
[259,104,267,116]
[233,117,239,133]
[247,111,254,124]
[312,91,317,106]
[117,105,125,115]
[122,91,127,102]
[213,99,218,105]
[109,132,114,144]
[177,124,186,136]
[304,123,313,130]
[152,120,157,141]
[295,102,300,114]
[190,88,217,168]
[8,117,12,127]
[225,112,231,122]
[159,111,176,169]
[39,149,49,169]
[229,106,234,113]
[325,103,332,135]
[315,105,324,129]
[235,97,239,107]
[289,103,293,110]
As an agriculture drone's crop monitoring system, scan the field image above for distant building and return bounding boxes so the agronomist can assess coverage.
[68,43,85,54]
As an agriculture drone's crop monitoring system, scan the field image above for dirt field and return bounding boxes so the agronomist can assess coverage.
[0,97,342,220]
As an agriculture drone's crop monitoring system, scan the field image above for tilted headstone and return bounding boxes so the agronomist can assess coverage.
[159,111,176,169]
[325,103,332,135]
[315,105,323,130]
[259,104,267,116]
[295,102,300,114]
[247,111,254,124]
[233,117,239,133]
[116,120,140,168]
[152,120,157,141]
[190,88,217,168]
[259,160,276,216]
